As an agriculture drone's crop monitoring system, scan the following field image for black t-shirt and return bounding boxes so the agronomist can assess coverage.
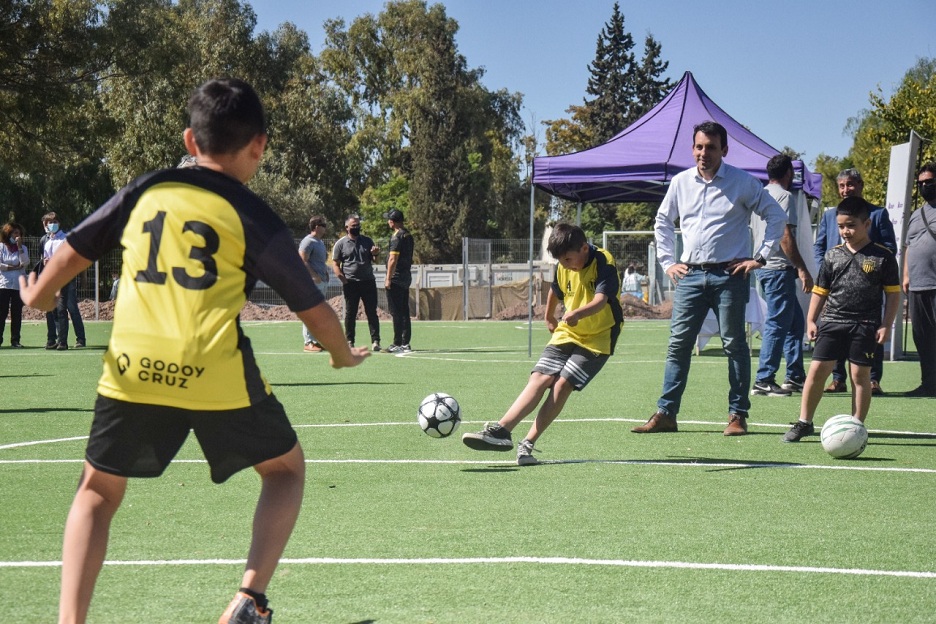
[387,227,414,285]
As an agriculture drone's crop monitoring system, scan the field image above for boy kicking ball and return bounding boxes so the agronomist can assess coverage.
[783,197,900,442]
[462,223,623,465]
[20,78,370,624]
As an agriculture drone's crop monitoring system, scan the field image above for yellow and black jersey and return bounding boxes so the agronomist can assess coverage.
[549,245,623,355]
[68,167,325,410]
[814,242,900,324]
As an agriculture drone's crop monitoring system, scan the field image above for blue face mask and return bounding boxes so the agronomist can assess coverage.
[47,223,60,234]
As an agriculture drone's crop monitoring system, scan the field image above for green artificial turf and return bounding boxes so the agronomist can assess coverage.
[2,319,934,622]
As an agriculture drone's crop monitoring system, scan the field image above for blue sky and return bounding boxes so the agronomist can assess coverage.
[247,0,934,167]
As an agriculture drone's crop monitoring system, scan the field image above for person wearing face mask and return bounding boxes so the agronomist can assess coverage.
[332,215,381,351]
[902,163,936,397]
[39,212,86,350]
[0,222,29,347]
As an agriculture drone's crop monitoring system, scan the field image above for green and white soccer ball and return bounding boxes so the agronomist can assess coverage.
[417,392,461,438]
[820,415,868,459]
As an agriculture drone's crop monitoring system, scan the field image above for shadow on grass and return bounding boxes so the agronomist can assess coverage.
[462,466,519,473]
[0,407,92,414]
[0,374,54,379]
[485,454,898,471]
[271,381,394,388]
[868,431,936,447]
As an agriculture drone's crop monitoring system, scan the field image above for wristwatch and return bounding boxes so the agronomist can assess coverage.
[754,254,766,266]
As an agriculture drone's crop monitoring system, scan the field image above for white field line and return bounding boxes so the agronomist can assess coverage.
[2,556,934,578]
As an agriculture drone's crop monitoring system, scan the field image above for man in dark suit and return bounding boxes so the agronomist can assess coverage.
[813,168,896,395]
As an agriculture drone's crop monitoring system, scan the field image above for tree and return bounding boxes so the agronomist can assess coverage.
[845,57,936,205]
[321,0,527,262]
[541,4,673,237]
[581,2,635,144]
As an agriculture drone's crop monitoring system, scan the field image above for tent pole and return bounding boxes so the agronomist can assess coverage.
[576,202,582,226]
[528,182,535,357]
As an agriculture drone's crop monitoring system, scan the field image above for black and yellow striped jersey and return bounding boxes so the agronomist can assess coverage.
[68,167,325,410]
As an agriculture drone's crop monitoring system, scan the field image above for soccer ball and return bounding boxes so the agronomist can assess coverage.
[820,415,868,459]
[417,392,461,438]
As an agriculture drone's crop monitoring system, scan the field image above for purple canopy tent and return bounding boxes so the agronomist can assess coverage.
[532,71,823,202]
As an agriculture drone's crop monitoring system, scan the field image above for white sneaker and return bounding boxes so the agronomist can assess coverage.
[517,439,539,466]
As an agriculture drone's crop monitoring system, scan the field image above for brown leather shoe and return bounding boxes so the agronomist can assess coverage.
[723,413,748,436]
[824,379,847,393]
[631,411,678,433]
[870,380,884,396]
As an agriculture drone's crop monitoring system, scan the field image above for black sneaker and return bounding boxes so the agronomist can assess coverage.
[462,422,513,451]
[56,343,68,351]
[10,342,23,348]
[751,380,792,397]
[781,378,805,392]
[782,420,815,442]
[75,340,86,349]
[45,342,57,350]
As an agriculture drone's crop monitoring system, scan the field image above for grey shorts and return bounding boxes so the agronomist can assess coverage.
[533,343,609,390]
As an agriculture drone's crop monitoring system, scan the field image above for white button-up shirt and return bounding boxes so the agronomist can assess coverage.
[655,162,786,271]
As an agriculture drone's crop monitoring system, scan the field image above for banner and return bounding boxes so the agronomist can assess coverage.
[884,133,921,359]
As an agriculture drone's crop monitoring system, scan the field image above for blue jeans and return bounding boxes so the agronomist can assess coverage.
[754,268,805,384]
[658,268,751,417]
[55,278,85,345]
[302,282,328,345]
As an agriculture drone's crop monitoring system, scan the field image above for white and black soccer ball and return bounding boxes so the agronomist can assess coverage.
[820,415,868,459]
[417,392,461,438]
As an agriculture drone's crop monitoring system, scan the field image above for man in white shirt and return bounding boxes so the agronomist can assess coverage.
[632,121,786,436]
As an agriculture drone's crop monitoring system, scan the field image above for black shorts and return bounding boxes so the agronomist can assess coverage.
[86,394,298,484]
[812,320,878,367]
[532,343,609,390]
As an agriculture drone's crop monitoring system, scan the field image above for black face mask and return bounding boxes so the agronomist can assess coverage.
[921,183,936,204]
[348,226,361,236]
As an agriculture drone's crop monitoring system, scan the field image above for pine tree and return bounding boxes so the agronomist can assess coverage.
[581,2,635,143]
[633,33,673,120]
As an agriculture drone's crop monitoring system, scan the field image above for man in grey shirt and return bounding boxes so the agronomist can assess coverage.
[903,162,936,397]
[299,215,330,352]
[750,155,814,397]
[332,214,381,351]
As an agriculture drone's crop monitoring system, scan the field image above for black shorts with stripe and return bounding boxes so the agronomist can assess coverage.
[86,393,298,484]
[532,343,609,390]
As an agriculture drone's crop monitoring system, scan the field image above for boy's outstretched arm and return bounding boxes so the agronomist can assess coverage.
[296,302,370,369]
[19,242,92,311]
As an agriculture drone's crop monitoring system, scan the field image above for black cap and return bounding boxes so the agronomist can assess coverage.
[383,209,404,222]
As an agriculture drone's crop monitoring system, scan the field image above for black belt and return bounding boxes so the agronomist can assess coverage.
[685,262,730,271]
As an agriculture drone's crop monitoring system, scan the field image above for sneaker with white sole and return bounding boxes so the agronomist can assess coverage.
[751,380,792,397]
[371,341,381,351]
[517,439,538,466]
[782,420,815,443]
[781,378,804,392]
[462,422,513,451]
[385,345,404,353]
[218,592,272,624]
